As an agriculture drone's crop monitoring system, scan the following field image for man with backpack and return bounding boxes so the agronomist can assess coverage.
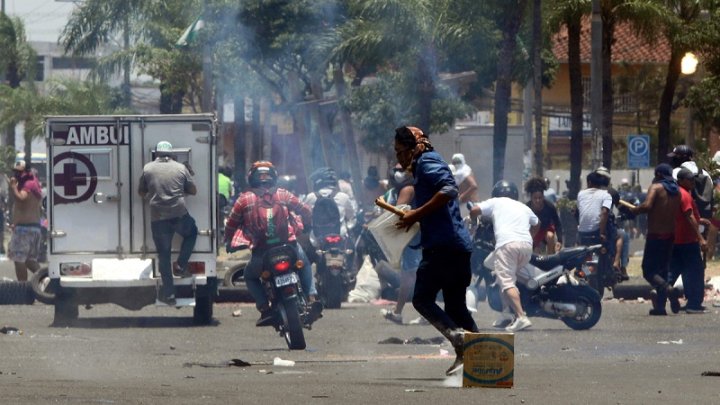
[223,161,318,326]
[668,145,715,262]
[303,167,356,246]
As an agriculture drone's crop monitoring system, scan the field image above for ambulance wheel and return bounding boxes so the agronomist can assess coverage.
[31,267,55,305]
[53,297,78,326]
[193,294,213,325]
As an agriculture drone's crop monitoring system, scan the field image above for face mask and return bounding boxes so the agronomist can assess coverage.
[394,170,410,184]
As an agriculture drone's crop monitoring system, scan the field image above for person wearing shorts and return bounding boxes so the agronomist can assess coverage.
[470,180,539,332]
[7,161,43,281]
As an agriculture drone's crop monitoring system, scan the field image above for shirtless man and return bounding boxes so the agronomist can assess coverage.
[7,161,43,281]
[629,163,681,315]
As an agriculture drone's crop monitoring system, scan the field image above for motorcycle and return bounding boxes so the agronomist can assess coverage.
[315,232,355,309]
[257,243,321,350]
[471,218,603,330]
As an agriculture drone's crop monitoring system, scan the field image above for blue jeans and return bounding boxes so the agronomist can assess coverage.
[245,243,315,310]
[151,214,198,298]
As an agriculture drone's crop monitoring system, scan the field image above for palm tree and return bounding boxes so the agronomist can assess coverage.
[60,0,202,113]
[491,0,530,183]
[548,0,591,199]
[0,14,36,152]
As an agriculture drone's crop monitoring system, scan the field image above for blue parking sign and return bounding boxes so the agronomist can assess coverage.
[627,135,650,169]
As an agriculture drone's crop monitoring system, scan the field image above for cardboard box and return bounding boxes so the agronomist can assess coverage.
[462,332,515,388]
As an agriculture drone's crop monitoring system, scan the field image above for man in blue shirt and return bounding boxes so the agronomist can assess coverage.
[394,126,478,376]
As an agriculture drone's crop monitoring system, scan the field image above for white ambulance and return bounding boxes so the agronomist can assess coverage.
[42,114,218,325]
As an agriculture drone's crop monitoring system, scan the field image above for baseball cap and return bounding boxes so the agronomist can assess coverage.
[13,161,26,172]
[667,144,694,158]
[676,168,695,181]
[156,141,173,152]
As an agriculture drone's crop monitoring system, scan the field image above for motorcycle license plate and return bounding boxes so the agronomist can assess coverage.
[274,273,298,288]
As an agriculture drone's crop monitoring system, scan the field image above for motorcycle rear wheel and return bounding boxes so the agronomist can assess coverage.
[561,286,602,330]
[320,272,345,309]
[279,297,306,350]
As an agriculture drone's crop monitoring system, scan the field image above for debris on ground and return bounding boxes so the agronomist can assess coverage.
[656,339,683,345]
[232,309,242,317]
[0,326,22,335]
[378,336,446,345]
[701,371,720,377]
[273,357,295,367]
[183,358,252,368]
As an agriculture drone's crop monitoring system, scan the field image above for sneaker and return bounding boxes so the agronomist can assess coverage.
[685,307,708,314]
[505,315,532,332]
[380,308,403,325]
[158,294,177,306]
[408,316,429,325]
[256,308,276,327]
[648,308,667,316]
[667,287,681,314]
[492,311,514,328]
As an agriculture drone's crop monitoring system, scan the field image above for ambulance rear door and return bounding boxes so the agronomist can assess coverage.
[47,117,131,254]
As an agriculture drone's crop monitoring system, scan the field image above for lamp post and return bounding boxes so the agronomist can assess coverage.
[590,0,603,170]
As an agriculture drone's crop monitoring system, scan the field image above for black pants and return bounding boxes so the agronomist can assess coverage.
[641,236,674,305]
[412,248,478,334]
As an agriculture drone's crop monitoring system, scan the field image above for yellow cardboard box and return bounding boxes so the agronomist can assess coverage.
[462,332,515,388]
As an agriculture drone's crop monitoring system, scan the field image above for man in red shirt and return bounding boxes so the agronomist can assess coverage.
[669,168,709,314]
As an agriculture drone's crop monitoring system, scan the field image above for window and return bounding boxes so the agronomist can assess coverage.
[72,148,112,179]
[52,57,95,70]
[35,56,45,82]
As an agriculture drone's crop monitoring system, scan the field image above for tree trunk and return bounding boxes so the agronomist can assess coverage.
[532,0,543,176]
[122,17,132,108]
[233,95,247,192]
[493,1,527,183]
[159,82,184,114]
[333,66,363,193]
[416,46,436,133]
[601,15,614,169]
[288,72,313,193]
[657,49,683,164]
[568,14,583,200]
[310,74,335,168]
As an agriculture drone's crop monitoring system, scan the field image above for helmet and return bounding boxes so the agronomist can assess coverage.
[491,180,519,200]
[667,145,694,164]
[247,161,278,188]
[156,141,173,155]
[310,167,338,192]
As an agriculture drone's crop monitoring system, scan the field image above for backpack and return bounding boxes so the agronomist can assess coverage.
[312,189,341,238]
[247,187,290,248]
[692,169,714,219]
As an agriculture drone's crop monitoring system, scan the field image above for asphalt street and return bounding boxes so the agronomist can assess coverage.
[2,252,720,405]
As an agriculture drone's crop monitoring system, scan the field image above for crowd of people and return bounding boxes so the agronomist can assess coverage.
[5,123,719,377]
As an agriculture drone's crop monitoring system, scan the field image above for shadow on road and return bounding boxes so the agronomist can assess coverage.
[52,317,221,329]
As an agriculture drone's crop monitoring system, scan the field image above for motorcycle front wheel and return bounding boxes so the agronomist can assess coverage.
[279,296,306,350]
[560,285,602,330]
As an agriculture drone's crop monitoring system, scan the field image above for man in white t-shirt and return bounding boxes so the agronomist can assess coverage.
[577,171,613,246]
[469,180,539,332]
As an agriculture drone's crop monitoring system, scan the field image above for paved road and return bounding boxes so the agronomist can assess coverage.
[2,282,720,404]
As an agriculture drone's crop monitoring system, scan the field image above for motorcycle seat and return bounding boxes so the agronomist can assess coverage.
[530,246,590,270]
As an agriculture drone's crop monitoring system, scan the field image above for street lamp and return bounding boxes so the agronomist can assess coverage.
[681,52,699,75]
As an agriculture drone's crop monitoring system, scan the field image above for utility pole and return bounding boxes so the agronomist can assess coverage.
[590,0,603,170]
